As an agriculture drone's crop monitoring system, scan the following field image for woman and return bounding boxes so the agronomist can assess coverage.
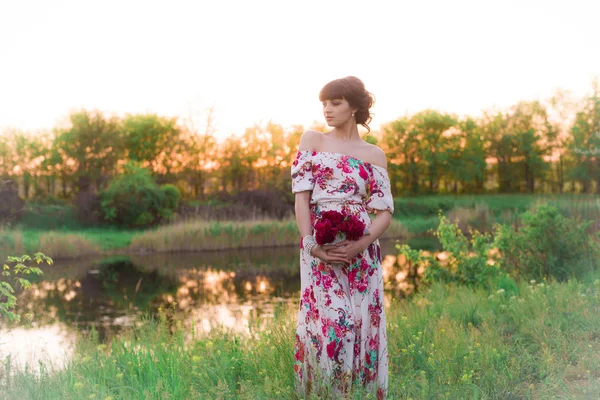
[291,76,394,399]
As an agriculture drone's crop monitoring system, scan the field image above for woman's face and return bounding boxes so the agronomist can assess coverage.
[322,98,354,127]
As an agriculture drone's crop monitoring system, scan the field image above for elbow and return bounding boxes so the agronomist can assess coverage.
[294,192,311,212]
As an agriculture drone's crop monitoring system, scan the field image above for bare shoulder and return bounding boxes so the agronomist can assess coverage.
[365,144,388,169]
[298,130,323,151]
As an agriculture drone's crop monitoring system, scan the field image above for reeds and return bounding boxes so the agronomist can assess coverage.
[37,232,103,260]
[128,218,408,254]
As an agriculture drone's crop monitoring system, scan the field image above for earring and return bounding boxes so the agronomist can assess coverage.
[352,112,355,117]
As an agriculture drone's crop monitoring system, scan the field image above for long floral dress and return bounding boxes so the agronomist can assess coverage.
[291,150,395,399]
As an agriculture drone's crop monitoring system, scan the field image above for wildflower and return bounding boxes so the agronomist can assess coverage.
[192,355,201,363]
[104,397,114,400]
[74,382,84,390]
[88,395,96,400]
[496,288,505,294]
[530,280,536,284]
[97,344,107,351]
[116,373,124,380]
[206,341,214,349]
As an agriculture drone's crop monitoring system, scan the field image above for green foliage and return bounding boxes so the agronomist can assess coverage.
[407,205,599,290]
[403,212,504,290]
[495,204,599,282]
[99,163,178,228]
[55,109,123,192]
[0,252,51,323]
[160,184,181,211]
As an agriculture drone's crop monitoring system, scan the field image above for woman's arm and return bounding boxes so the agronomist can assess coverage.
[293,131,351,264]
[359,210,392,248]
[294,191,313,237]
[294,130,318,237]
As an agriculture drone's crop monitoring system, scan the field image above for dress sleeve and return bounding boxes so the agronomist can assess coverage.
[365,165,394,214]
[291,150,314,193]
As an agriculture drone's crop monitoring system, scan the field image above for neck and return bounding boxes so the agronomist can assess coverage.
[331,120,360,141]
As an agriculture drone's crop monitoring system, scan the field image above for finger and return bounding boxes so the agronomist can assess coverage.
[334,240,350,247]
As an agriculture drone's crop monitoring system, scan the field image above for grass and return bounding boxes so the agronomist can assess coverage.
[3,268,600,399]
[128,217,407,254]
[2,194,596,259]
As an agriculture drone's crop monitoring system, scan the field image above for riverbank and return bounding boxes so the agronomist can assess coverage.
[0,218,408,261]
[2,193,597,260]
[3,267,600,399]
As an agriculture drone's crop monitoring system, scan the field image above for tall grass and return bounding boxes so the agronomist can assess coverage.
[128,218,408,253]
[3,269,600,399]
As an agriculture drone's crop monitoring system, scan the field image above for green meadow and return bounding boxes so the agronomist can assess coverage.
[3,269,600,399]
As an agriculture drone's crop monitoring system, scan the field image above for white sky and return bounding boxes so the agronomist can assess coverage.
[1,0,599,141]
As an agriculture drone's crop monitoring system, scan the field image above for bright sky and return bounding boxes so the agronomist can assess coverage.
[1,0,599,141]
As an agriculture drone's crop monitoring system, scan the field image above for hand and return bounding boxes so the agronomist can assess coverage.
[324,239,367,261]
[311,244,352,264]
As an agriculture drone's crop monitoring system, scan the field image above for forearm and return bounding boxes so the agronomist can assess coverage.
[294,192,313,237]
[358,210,392,248]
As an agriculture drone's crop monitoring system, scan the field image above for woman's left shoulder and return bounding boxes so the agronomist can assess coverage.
[365,145,388,170]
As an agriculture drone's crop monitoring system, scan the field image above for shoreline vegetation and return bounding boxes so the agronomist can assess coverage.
[3,269,600,399]
[1,193,598,261]
[1,201,599,398]
[0,218,408,261]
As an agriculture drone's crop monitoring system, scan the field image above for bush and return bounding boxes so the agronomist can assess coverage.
[99,163,179,228]
[495,204,599,282]
[399,212,503,291]
[406,205,600,292]
[161,184,181,211]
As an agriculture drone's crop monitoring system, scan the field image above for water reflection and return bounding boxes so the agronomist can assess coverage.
[0,323,75,374]
[2,237,440,371]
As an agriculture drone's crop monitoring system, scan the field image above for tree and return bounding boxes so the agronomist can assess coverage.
[567,80,600,193]
[55,109,123,193]
[121,113,184,182]
[507,101,553,192]
[413,110,457,194]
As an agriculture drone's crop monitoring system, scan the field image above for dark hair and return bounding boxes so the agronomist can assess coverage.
[318,76,375,132]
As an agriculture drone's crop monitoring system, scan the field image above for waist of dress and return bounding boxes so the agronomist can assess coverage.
[310,199,365,207]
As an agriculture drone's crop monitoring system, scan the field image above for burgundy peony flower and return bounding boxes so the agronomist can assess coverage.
[314,218,338,245]
[340,215,366,241]
[321,210,344,226]
[314,210,366,245]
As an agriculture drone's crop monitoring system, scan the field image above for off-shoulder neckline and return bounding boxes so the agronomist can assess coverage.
[299,150,388,171]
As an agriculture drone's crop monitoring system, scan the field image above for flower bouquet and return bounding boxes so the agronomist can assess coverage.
[314,210,369,246]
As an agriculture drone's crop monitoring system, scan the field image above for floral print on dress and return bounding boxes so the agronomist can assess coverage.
[291,150,394,399]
